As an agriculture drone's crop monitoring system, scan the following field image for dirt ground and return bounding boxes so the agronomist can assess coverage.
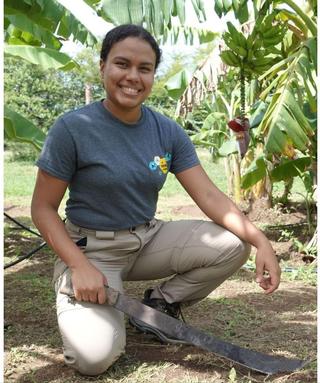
[3,201,317,383]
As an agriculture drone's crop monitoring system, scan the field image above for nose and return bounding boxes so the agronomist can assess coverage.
[126,67,140,81]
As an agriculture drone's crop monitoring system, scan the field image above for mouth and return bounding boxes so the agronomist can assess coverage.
[120,86,141,96]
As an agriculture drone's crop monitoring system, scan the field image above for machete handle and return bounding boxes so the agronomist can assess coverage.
[60,284,119,306]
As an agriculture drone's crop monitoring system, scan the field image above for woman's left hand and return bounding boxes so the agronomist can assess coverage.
[255,242,281,294]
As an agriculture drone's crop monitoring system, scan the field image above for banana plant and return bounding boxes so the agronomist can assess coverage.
[4,0,97,148]
[86,0,216,45]
[216,0,317,206]
[4,0,213,150]
[240,1,316,193]
[164,0,316,207]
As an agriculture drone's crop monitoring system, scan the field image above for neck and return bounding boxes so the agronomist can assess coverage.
[103,99,141,124]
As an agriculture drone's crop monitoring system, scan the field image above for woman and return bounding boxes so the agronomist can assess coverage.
[31,24,281,376]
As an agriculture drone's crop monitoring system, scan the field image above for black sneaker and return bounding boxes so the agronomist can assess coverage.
[129,289,189,344]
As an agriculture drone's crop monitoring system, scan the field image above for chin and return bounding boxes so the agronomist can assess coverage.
[119,97,144,108]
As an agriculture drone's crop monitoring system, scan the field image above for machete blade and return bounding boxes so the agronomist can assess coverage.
[107,287,307,375]
[60,285,308,375]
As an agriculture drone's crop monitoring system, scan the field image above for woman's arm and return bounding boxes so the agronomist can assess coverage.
[176,165,281,294]
[31,169,107,304]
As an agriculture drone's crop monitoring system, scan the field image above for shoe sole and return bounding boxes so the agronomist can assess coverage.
[129,317,190,345]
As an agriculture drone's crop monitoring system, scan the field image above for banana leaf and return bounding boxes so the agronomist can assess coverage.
[241,155,267,189]
[4,44,78,70]
[4,106,46,151]
[218,139,238,156]
[5,13,62,49]
[202,112,225,130]
[259,87,314,155]
[164,69,193,100]
[6,0,97,46]
[305,37,317,70]
[249,101,268,129]
[101,0,130,25]
[270,157,311,182]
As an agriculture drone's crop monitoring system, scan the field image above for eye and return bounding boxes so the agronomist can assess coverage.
[140,67,152,73]
[116,61,128,68]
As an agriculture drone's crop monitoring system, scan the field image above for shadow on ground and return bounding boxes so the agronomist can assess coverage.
[4,215,317,383]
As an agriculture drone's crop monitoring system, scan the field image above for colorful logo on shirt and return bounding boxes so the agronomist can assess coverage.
[149,152,172,175]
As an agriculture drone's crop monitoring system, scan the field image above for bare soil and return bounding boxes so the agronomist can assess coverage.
[3,201,317,383]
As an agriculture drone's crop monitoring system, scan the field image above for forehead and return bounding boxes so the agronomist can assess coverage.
[108,37,156,65]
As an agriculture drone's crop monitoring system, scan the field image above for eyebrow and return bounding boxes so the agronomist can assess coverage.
[113,56,154,66]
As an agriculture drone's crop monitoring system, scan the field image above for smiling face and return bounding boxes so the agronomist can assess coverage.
[100,37,156,123]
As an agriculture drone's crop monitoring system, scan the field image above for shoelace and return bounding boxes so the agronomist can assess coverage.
[163,301,186,323]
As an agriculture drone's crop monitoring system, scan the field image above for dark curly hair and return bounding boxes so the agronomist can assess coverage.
[100,24,162,70]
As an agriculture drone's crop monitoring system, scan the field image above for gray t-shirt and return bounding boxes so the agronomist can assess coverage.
[36,101,200,230]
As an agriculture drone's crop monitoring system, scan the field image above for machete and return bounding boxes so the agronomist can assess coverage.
[60,285,308,375]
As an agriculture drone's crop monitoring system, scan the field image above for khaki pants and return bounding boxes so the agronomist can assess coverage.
[54,218,251,376]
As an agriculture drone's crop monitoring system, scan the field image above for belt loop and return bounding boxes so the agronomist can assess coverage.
[95,231,115,240]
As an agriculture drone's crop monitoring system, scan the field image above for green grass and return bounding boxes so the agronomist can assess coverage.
[4,152,316,383]
[4,160,37,199]
[3,150,227,208]
[158,149,227,198]
[4,149,308,207]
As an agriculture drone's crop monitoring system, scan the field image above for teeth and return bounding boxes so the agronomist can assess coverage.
[121,87,139,95]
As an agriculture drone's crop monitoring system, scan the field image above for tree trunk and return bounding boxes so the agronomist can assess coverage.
[232,153,242,204]
[85,83,92,105]
[306,227,317,252]
[224,157,233,197]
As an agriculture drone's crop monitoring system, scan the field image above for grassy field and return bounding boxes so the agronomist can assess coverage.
[4,149,306,212]
[4,150,317,383]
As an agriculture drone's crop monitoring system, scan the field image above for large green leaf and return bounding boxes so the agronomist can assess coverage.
[4,44,78,70]
[241,155,267,189]
[218,139,238,156]
[203,112,225,130]
[164,69,193,100]
[162,0,173,25]
[101,0,130,25]
[174,0,185,24]
[6,14,62,49]
[259,85,314,155]
[100,0,210,41]
[191,0,206,22]
[270,157,311,182]
[4,106,46,150]
[305,37,317,70]
[151,0,164,36]
[249,101,268,128]
[129,0,144,25]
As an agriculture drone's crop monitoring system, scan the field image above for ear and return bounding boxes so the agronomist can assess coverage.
[99,59,105,77]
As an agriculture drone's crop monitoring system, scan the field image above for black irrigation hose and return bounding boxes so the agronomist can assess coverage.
[241,263,317,273]
[4,241,47,269]
[4,214,315,273]
[4,212,47,269]
[4,212,41,237]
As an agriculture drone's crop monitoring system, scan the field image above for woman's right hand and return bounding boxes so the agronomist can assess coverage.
[71,261,108,304]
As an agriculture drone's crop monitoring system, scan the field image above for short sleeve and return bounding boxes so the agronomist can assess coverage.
[169,124,200,174]
[36,117,76,181]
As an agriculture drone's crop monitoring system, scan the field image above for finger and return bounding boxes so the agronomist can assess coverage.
[89,292,98,303]
[80,293,89,302]
[258,278,271,290]
[255,259,265,283]
[264,276,280,294]
[97,287,107,305]
[74,291,82,301]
